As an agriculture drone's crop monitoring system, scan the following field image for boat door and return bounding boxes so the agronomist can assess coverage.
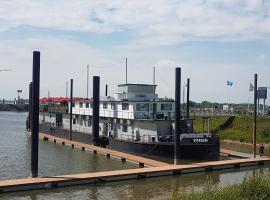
[56,114,63,127]
[152,103,157,118]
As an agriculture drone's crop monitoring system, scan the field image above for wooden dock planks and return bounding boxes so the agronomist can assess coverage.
[39,132,169,167]
[220,148,253,158]
[1,157,270,193]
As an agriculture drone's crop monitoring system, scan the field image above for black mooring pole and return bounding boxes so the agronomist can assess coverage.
[253,74,258,158]
[92,76,100,146]
[28,82,32,131]
[69,79,73,141]
[174,67,181,165]
[31,51,40,178]
[105,84,108,96]
[186,78,190,118]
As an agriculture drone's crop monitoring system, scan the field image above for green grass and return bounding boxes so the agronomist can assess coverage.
[174,175,270,200]
[194,116,270,144]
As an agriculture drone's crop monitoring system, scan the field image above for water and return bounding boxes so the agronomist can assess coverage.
[1,112,270,199]
[0,112,134,180]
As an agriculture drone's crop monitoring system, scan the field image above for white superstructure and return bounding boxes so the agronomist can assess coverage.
[41,84,176,143]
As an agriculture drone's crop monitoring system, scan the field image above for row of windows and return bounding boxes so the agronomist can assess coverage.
[136,103,172,111]
[78,102,129,110]
[73,119,92,127]
[72,118,128,132]
[77,102,172,111]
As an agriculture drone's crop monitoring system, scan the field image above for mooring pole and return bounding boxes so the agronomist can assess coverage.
[105,84,108,96]
[28,82,32,131]
[31,51,40,178]
[186,78,190,118]
[253,74,258,158]
[69,79,73,141]
[92,76,100,146]
[174,67,181,165]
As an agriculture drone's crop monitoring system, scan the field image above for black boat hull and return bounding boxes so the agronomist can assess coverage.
[109,138,220,161]
[39,125,220,161]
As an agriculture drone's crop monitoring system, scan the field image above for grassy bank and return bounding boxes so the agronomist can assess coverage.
[175,175,270,200]
[193,115,270,144]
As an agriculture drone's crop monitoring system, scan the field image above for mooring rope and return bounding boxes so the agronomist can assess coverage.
[142,142,159,156]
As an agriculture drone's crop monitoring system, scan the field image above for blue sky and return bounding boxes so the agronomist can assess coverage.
[0,0,269,104]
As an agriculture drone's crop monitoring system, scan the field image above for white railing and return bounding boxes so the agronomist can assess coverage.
[72,107,175,120]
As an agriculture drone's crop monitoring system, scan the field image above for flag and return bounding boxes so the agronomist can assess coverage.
[227,81,233,86]
[249,83,254,91]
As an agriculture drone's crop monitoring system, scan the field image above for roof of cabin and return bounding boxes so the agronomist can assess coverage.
[40,97,92,102]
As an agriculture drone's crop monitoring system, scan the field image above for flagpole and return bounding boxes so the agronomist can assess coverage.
[247,90,250,114]
[227,84,229,105]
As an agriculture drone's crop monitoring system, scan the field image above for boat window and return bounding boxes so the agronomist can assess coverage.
[90,103,93,108]
[79,102,83,108]
[136,103,149,111]
[103,103,108,109]
[135,94,146,98]
[71,102,75,107]
[79,119,83,126]
[88,121,91,127]
[122,124,128,132]
[122,103,129,110]
[85,102,90,108]
[111,103,116,110]
[161,103,172,110]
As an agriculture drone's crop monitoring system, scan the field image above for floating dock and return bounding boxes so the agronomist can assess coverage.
[0,157,269,193]
[220,148,253,158]
[38,132,169,167]
[1,132,269,193]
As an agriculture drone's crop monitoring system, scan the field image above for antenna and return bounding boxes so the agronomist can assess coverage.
[125,58,128,84]
[153,66,155,100]
[86,64,89,98]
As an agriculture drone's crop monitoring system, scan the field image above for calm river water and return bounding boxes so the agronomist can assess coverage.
[1,112,270,200]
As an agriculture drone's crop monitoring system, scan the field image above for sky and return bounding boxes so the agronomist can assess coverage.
[0,0,269,104]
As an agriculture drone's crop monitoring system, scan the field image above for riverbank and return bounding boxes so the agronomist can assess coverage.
[194,115,270,144]
[175,174,270,200]
[0,104,28,112]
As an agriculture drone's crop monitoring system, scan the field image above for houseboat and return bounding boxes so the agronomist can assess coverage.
[37,83,220,161]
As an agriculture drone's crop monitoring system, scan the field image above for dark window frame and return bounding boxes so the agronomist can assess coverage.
[122,103,129,110]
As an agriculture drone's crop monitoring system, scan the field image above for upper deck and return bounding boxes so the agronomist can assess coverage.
[71,99,175,120]
[40,84,176,120]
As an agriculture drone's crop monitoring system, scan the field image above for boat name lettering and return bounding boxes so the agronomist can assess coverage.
[193,138,208,143]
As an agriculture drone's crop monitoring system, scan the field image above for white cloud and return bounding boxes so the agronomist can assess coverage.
[0,1,269,103]
[0,0,269,47]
